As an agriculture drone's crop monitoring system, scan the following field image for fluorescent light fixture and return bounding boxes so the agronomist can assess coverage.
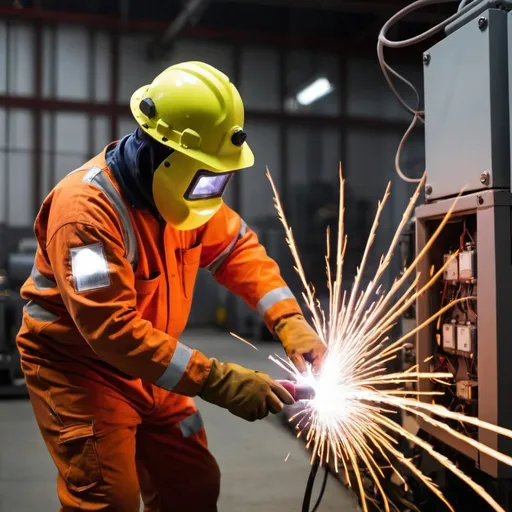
[296,77,334,106]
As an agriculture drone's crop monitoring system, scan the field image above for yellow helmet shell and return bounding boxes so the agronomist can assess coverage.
[130,61,254,173]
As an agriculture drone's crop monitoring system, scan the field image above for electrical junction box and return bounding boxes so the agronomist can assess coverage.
[459,249,476,281]
[423,8,510,200]
[457,324,477,354]
[442,323,456,351]
[443,253,459,282]
[456,380,478,401]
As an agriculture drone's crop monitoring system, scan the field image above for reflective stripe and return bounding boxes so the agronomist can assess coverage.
[31,265,56,290]
[207,236,238,274]
[70,243,111,293]
[206,218,248,274]
[239,219,247,237]
[179,411,204,438]
[257,287,296,316]
[25,301,59,322]
[155,342,193,391]
[83,166,138,270]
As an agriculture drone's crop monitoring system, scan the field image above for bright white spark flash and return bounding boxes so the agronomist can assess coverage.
[266,165,512,512]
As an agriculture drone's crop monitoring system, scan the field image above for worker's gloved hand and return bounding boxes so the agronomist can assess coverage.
[275,314,326,374]
[199,359,295,422]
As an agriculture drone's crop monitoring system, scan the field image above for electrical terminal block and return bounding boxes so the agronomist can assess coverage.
[442,322,457,352]
[456,323,477,355]
[456,380,478,401]
[459,245,476,282]
[443,253,459,282]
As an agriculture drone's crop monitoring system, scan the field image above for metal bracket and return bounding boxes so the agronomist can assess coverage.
[446,0,512,35]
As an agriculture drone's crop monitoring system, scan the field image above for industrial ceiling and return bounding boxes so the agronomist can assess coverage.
[0,0,453,57]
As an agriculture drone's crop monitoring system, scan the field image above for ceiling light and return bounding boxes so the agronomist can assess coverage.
[296,77,334,106]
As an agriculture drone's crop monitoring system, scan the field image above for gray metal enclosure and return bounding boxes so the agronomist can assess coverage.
[423,7,510,201]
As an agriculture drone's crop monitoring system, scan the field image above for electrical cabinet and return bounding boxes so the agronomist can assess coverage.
[416,190,512,479]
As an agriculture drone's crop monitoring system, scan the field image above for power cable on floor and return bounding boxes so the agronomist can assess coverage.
[302,458,329,512]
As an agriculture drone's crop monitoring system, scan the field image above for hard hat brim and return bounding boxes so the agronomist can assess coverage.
[130,86,255,172]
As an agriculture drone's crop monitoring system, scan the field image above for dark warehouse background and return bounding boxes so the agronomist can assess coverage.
[0,1,477,511]
[0,0,441,338]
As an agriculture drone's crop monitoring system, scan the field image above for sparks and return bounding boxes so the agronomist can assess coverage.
[230,332,259,351]
[266,164,512,512]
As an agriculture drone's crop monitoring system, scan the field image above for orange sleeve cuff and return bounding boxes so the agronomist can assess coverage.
[263,298,303,333]
[172,349,212,397]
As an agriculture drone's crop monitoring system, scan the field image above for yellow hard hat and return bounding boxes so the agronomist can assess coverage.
[130,61,254,230]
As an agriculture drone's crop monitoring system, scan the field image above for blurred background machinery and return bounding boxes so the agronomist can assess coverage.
[0,225,35,396]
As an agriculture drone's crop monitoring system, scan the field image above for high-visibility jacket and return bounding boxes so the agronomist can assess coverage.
[16,146,302,397]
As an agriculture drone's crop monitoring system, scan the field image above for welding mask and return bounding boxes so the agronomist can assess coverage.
[153,150,239,230]
[130,60,254,230]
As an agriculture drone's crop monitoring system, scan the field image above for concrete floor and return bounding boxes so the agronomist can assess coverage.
[0,328,360,512]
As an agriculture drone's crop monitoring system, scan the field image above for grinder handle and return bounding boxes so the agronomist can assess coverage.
[276,380,315,401]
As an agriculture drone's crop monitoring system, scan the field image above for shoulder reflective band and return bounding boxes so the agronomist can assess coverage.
[179,411,204,438]
[205,219,248,275]
[83,167,138,270]
[31,265,56,290]
[25,300,59,322]
[239,219,247,237]
[257,287,296,316]
[155,342,194,391]
[70,243,111,293]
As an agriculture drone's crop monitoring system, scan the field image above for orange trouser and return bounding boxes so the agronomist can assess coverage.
[22,360,221,512]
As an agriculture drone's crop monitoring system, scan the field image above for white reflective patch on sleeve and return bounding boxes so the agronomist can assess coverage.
[155,342,194,391]
[70,243,111,293]
[257,286,296,316]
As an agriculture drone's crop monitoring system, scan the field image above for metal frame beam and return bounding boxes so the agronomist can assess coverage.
[32,20,42,216]
[109,30,120,141]
[0,94,414,132]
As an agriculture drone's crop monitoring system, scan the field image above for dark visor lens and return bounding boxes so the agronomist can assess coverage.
[187,172,233,200]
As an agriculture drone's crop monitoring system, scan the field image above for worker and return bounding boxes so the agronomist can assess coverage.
[16,61,326,511]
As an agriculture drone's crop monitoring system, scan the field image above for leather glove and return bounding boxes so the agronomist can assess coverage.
[199,359,295,422]
[275,314,327,373]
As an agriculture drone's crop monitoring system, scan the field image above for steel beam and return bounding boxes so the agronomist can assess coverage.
[0,94,416,132]
[32,20,42,215]
[109,31,119,141]
[0,5,423,58]
[87,28,96,158]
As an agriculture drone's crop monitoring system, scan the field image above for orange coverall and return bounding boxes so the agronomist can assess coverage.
[16,145,302,511]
